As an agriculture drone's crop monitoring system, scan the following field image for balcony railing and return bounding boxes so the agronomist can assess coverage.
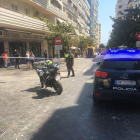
[79,16,85,25]
[31,0,47,9]
[67,18,77,27]
[0,7,49,32]
[47,4,68,20]
[66,3,78,17]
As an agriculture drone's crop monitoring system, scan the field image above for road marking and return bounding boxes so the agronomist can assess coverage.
[92,67,98,73]
[82,67,90,72]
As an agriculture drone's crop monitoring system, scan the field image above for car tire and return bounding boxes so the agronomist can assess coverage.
[93,91,100,104]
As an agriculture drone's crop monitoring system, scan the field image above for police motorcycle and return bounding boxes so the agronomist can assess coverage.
[35,60,63,95]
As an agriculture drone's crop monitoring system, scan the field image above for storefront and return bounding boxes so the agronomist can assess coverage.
[0,42,4,66]
[0,30,46,64]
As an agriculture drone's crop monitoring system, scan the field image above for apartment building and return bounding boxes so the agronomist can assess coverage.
[0,0,90,65]
[88,0,99,46]
[127,0,140,8]
[97,23,101,48]
[115,0,129,19]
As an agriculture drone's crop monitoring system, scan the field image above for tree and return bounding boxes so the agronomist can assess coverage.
[45,22,74,50]
[107,8,140,49]
[99,44,106,48]
[78,36,95,50]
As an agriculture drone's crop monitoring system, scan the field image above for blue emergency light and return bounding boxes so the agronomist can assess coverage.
[107,49,140,54]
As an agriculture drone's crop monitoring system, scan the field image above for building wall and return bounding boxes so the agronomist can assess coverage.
[115,0,129,19]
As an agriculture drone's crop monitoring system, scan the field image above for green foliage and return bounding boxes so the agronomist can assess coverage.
[45,22,74,49]
[99,44,106,48]
[107,9,140,49]
[78,36,95,50]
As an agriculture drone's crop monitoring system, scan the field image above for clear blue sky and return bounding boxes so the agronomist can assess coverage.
[98,0,116,45]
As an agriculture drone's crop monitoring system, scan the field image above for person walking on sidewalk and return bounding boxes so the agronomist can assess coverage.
[1,52,8,68]
[13,49,17,68]
[26,51,30,69]
[44,50,47,61]
[30,52,35,70]
[65,50,75,78]
[15,50,20,69]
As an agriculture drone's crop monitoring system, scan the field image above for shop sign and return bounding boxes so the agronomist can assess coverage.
[4,31,20,38]
[23,34,32,39]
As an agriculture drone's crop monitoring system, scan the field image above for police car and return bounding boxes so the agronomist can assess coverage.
[93,49,140,104]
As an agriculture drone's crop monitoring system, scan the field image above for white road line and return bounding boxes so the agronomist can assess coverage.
[92,67,98,73]
[82,67,90,72]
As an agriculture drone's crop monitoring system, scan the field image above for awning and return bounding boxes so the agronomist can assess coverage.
[57,17,66,23]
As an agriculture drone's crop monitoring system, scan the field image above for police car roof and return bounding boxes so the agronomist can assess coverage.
[104,49,140,60]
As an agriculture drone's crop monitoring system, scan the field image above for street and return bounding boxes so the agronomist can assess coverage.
[0,57,140,140]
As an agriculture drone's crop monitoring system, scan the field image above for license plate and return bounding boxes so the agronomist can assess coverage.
[115,80,136,86]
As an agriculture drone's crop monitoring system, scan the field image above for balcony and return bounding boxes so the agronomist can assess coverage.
[0,7,49,33]
[66,3,78,17]
[67,18,77,27]
[21,0,67,21]
[79,16,85,25]
[31,0,47,9]
[47,4,68,20]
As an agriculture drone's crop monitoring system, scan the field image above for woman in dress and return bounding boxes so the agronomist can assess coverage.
[26,51,30,69]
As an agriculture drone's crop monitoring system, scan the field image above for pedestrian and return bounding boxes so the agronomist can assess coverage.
[26,51,30,69]
[13,49,17,68]
[1,52,8,68]
[30,52,35,70]
[44,50,47,61]
[75,50,78,58]
[65,50,75,78]
[15,50,20,69]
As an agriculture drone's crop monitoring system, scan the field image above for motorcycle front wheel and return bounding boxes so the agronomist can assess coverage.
[53,80,63,95]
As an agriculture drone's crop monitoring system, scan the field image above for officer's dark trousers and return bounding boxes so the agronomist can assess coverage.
[67,63,75,76]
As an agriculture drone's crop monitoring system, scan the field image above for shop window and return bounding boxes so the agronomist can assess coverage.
[29,42,41,57]
[12,4,17,11]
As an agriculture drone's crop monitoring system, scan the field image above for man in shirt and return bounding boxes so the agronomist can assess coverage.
[1,52,8,68]
[44,50,47,61]
[65,50,75,78]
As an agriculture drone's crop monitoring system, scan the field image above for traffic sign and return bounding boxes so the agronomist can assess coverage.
[136,41,140,47]
[136,32,140,41]
[55,45,62,50]
[55,37,62,45]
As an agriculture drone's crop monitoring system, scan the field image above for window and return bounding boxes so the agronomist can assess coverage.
[119,5,122,8]
[100,59,140,70]
[12,4,17,11]
[25,8,28,15]
[0,31,2,35]
[35,11,40,16]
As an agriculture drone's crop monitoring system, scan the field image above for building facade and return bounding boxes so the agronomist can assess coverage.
[115,0,129,19]
[97,23,101,48]
[0,0,90,65]
[88,0,99,47]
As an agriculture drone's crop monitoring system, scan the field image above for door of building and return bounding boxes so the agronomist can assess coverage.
[0,42,4,66]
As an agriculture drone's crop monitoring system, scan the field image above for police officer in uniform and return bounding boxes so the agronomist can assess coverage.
[65,51,75,78]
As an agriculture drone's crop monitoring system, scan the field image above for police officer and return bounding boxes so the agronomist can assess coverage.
[65,50,75,78]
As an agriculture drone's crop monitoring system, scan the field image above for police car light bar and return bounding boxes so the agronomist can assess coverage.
[107,49,139,54]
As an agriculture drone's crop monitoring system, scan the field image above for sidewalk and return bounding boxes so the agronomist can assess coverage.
[0,58,83,81]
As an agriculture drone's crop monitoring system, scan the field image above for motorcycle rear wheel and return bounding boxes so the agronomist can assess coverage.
[53,80,63,95]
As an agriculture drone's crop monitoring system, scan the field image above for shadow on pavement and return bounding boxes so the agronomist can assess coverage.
[30,80,140,140]
[21,86,57,99]
[83,62,99,76]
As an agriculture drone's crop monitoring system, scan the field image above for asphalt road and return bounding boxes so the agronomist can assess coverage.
[1,57,140,140]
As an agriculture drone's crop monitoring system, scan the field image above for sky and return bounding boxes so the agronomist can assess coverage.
[98,0,116,45]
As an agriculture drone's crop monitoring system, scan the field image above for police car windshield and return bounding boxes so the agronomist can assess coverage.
[100,59,140,70]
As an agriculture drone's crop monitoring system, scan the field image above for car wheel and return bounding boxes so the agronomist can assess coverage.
[93,91,100,104]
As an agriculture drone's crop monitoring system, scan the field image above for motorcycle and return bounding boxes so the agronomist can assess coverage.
[35,63,63,95]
